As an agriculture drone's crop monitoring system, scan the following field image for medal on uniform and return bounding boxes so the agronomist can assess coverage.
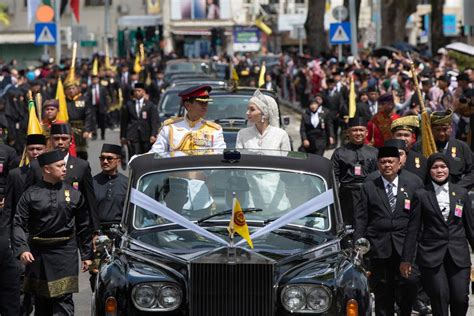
[65,189,71,202]
[451,147,457,158]
[142,111,147,119]
[455,202,463,218]
[75,100,85,108]
[415,157,420,169]
[354,163,362,176]
[73,181,79,190]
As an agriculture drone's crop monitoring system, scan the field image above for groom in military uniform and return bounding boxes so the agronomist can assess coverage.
[150,85,226,154]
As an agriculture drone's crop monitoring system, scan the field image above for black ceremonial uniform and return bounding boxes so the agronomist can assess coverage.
[12,181,92,315]
[93,172,128,227]
[404,150,427,180]
[0,144,20,316]
[331,143,378,225]
[66,95,95,160]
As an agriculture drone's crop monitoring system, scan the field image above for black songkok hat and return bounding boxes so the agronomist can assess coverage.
[133,82,146,90]
[348,117,368,127]
[37,150,63,167]
[26,134,46,145]
[50,123,71,135]
[384,139,407,152]
[377,146,400,159]
[101,144,122,156]
[378,93,394,103]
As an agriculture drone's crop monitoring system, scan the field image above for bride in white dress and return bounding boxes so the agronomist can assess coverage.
[235,90,291,152]
[235,90,291,213]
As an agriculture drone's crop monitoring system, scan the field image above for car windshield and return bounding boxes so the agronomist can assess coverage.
[160,92,181,116]
[133,167,331,255]
[205,95,249,120]
[165,62,209,74]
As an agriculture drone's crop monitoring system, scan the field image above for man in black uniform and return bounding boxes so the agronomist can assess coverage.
[120,82,159,156]
[93,144,128,230]
[0,141,20,316]
[64,76,95,160]
[87,74,109,141]
[391,116,427,180]
[12,150,92,315]
[354,146,423,316]
[413,109,474,189]
[331,117,378,225]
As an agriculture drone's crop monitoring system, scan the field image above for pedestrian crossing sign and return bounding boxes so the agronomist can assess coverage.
[329,22,351,45]
[35,23,57,45]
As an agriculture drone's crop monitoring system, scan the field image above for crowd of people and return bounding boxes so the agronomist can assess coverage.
[0,43,472,315]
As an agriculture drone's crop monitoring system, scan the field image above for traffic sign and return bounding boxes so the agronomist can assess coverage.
[332,5,348,21]
[35,23,57,45]
[329,22,351,45]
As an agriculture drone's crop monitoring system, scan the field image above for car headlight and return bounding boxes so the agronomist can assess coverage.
[307,286,331,312]
[132,283,182,311]
[281,285,332,313]
[281,286,306,312]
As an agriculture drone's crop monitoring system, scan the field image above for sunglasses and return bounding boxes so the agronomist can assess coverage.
[99,156,119,162]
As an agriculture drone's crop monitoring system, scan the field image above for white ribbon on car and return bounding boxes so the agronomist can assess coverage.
[131,189,229,246]
[235,189,334,246]
[131,188,334,248]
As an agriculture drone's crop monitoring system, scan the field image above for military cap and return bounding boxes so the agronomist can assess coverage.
[348,117,368,127]
[378,93,394,104]
[178,85,213,102]
[391,115,419,133]
[43,99,59,109]
[378,146,400,159]
[101,144,122,156]
[133,82,146,90]
[38,150,63,167]
[384,139,407,152]
[26,134,46,146]
[50,123,71,135]
[64,77,80,88]
[431,109,453,126]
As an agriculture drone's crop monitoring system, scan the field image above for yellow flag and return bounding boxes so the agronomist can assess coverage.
[20,97,43,166]
[55,78,69,122]
[92,57,99,76]
[421,111,437,158]
[227,197,253,249]
[258,61,266,88]
[230,63,239,82]
[348,76,356,118]
[133,54,142,74]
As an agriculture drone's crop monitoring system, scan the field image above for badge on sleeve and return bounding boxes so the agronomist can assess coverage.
[142,111,147,120]
[73,181,79,190]
[354,163,362,176]
[455,202,463,218]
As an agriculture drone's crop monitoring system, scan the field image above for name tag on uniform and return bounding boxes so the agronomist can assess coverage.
[354,163,362,176]
[75,100,85,108]
[455,203,463,218]
[73,181,79,190]
[0,163,4,173]
[404,199,411,210]
[142,111,147,119]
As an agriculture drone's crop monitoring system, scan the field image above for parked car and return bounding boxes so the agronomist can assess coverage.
[92,150,371,316]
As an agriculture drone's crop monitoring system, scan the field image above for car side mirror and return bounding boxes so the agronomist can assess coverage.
[282,116,290,126]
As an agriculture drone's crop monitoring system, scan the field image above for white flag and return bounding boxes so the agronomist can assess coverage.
[27,0,42,25]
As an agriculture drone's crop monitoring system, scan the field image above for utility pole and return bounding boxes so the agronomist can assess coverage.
[55,0,61,64]
[104,0,110,52]
[349,0,358,57]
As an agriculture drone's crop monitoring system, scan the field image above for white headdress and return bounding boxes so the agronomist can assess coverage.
[248,89,280,127]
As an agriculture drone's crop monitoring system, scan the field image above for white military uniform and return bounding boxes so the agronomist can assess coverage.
[150,116,226,154]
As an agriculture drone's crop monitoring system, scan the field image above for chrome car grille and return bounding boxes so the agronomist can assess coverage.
[190,262,274,316]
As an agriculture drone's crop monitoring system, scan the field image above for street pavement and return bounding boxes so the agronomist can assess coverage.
[73,104,474,315]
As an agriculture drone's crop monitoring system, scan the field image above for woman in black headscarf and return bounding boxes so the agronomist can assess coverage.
[400,153,474,316]
[299,94,334,155]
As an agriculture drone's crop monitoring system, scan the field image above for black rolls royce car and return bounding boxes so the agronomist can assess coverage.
[93,150,371,316]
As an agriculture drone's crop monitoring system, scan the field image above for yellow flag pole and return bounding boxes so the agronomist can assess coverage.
[408,55,436,158]
[35,92,42,122]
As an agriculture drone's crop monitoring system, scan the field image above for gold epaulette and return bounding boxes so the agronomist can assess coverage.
[164,117,184,126]
[204,120,222,130]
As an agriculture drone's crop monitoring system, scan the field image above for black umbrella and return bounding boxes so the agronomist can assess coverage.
[372,46,399,57]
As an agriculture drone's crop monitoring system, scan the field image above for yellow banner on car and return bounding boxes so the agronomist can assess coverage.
[227,197,254,249]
